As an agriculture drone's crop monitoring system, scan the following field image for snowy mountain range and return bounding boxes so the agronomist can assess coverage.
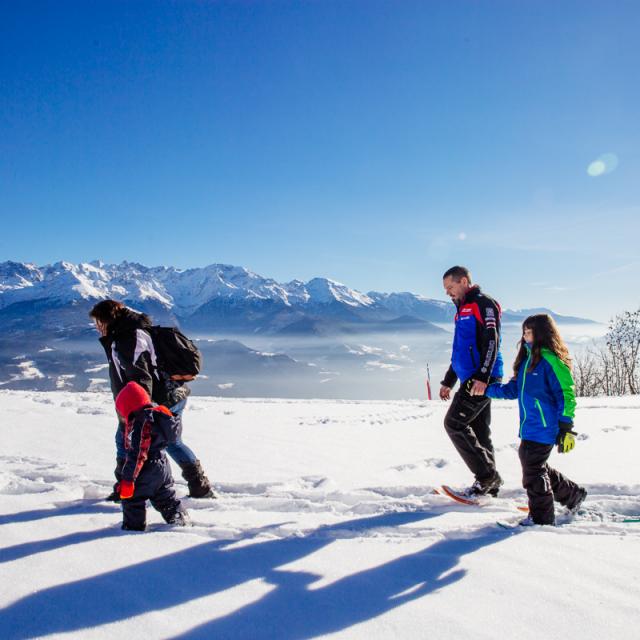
[0,260,593,338]
[0,261,373,314]
[0,260,599,397]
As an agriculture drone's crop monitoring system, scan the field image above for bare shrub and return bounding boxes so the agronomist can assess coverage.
[573,308,640,396]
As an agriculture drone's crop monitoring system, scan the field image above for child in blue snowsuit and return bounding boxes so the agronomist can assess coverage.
[115,381,189,531]
[486,314,586,525]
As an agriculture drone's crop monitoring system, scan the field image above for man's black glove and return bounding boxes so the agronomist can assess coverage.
[556,423,577,454]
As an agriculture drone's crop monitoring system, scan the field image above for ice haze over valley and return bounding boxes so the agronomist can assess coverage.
[0,260,603,399]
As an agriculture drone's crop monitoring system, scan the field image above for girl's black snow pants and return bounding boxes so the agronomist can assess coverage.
[518,440,582,525]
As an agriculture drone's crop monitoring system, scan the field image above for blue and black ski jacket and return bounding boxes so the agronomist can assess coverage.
[442,286,504,387]
[486,346,576,445]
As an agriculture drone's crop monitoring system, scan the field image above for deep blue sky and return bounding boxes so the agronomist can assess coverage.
[1,1,638,320]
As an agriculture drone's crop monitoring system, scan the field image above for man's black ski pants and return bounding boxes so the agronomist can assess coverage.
[444,387,496,481]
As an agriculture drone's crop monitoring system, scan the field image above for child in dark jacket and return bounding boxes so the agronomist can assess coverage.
[486,314,587,525]
[115,381,190,531]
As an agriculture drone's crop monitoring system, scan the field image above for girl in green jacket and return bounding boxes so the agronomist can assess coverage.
[487,314,587,525]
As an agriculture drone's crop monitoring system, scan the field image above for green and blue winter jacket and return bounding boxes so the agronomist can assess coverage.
[486,346,576,445]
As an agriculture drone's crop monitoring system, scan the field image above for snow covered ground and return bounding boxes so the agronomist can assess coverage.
[1,390,639,639]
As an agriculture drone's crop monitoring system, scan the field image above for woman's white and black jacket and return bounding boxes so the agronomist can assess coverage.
[99,309,168,406]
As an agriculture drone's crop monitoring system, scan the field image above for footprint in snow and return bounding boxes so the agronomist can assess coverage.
[76,406,112,416]
[392,458,448,472]
[0,477,57,495]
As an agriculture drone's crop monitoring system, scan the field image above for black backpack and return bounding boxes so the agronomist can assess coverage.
[148,326,203,379]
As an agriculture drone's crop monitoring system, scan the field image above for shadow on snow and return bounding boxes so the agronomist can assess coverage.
[0,499,119,526]
[0,510,515,639]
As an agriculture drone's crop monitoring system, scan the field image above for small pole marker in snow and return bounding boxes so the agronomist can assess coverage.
[426,363,432,400]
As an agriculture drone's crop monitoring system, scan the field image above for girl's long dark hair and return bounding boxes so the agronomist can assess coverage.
[513,314,572,376]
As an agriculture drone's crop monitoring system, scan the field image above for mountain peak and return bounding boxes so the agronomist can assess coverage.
[305,277,374,307]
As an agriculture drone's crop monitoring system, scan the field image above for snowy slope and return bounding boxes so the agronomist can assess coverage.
[1,391,639,639]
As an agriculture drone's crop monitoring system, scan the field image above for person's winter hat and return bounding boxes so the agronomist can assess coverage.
[115,382,152,420]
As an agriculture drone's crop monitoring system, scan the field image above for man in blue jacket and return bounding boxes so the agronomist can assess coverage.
[440,266,504,496]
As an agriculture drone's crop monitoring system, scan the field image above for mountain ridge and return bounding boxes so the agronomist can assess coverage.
[0,260,596,335]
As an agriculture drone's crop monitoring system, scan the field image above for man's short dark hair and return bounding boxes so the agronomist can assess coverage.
[442,266,472,282]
